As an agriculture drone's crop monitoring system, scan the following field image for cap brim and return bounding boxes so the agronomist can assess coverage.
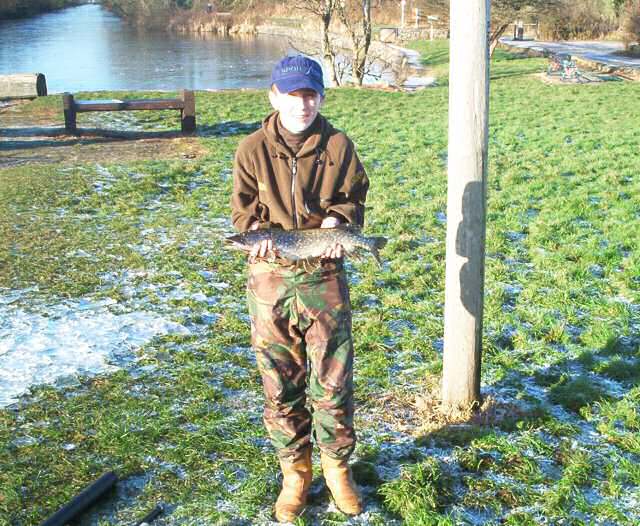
[273,76,324,96]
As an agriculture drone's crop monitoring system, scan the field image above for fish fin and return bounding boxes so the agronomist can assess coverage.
[303,258,322,273]
[338,223,361,233]
[350,249,366,263]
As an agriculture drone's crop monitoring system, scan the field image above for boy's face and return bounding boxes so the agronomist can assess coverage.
[269,86,324,133]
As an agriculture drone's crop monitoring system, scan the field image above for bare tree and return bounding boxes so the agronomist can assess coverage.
[295,0,341,86]
[286,34,351,86]
[490,0,562,54]
[294,0,374,86]
[423,0,562,56]
[621,0,640,50]
[336,0,372,85]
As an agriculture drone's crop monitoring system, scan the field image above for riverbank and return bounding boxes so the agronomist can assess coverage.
[0,2,422,93]
[0,0,83,19]
[2,48,640,525]
[167,16,425,87]
[125,5,436,88]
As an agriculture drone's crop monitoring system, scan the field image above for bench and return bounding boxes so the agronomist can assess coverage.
[62,89,196,134]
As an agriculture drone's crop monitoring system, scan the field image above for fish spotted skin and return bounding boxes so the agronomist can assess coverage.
[225,225,387,265]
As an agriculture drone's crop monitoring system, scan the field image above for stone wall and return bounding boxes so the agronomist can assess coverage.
[398,27,448,42]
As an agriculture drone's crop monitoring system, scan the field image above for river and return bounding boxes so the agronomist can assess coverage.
[0,3,288,93]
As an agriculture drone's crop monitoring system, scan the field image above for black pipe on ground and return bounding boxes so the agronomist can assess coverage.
[134,503,164,525]
[39,471,118,526]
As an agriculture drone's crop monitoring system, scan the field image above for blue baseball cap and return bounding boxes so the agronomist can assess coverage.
[271,55,325,97]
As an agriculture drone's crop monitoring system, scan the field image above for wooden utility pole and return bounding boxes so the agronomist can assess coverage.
[442,0,490,408]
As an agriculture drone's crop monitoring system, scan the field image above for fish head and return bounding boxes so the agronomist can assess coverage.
[224,233,250,251]
[224,230,270,252]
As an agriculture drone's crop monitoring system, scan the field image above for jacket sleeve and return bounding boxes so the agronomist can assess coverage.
[326,139,369,227]
[231,146,260,232]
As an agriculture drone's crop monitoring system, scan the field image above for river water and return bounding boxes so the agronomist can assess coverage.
[0,3,288,93]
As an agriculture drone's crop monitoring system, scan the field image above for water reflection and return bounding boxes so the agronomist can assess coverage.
[0,4,288,92]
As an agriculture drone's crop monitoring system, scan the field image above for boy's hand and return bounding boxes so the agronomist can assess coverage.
[248,221,276,261]
[320,216,343,259]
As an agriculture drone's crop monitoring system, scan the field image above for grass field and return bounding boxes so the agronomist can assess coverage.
[1,43,639,525]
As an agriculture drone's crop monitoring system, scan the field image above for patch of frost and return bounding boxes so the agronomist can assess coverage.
[0,292,190,407]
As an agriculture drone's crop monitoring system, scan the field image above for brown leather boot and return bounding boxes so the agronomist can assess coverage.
[274,448,313,523]
[320,453,363,516]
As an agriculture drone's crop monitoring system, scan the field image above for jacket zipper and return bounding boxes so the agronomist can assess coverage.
[291,157,298,229]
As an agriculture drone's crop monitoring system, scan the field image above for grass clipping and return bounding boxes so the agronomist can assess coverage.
[372,380,529,437]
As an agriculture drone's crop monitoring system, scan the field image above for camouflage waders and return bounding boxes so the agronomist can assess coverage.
[247,259,356,462]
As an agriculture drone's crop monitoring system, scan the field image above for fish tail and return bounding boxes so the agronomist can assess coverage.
[368,236,387,267]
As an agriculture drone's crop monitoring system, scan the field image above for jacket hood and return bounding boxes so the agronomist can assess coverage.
[261,111,332,158]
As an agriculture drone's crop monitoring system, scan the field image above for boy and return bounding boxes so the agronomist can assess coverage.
[230,55,369,522]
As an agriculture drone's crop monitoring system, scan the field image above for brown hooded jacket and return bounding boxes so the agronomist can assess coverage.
[231,111,369,232]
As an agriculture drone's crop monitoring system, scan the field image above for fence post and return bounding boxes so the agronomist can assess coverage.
[36,73,48,96]
[181,89,196,133]
[63,93,77,134]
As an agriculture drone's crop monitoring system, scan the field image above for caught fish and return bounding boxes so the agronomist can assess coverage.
[225,225,387,265]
